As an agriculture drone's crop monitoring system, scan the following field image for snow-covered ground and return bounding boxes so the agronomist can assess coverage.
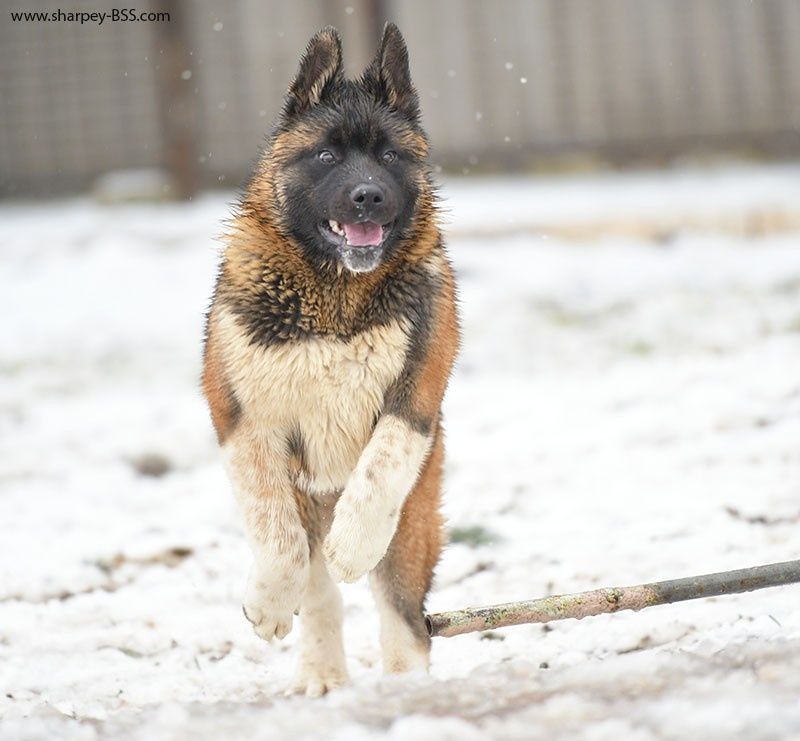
[1,165,800,740]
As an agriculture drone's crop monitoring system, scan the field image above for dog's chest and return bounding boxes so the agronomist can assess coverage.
[219,309,410,492]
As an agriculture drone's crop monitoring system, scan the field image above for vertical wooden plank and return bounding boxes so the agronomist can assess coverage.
[563,0,609,145]
[730,0,776,133]
[453,0,483,155]
[548,0,578,143]
[630,0,666,140]
[637,0,671,140]
[327,0,385,74]
[470,0,514,158]
[501,0,537,153]
[518,0,562,147]
[602,0,655,143]
[764,0,800,131]
[153,0,200,197]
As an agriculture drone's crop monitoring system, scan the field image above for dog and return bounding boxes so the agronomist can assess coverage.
[202,23,459,696]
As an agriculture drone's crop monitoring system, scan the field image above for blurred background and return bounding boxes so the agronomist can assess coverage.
[3,2,800,737]
[2,0,800,197]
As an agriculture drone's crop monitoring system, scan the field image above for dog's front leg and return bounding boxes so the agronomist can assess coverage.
[323,277,459,585]
[225,436,310,640]
[323,414,431,583]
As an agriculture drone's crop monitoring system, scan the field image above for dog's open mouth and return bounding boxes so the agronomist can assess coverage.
[318,220,392,273]
[319,219,392,248]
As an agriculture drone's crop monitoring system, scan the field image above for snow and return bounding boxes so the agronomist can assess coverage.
[1,165,800,739]
[444,164,800,236]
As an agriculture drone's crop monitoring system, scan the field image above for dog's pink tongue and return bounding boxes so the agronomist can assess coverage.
[343,221,382,247]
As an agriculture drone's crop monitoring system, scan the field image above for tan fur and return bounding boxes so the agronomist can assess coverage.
[203,25,460,687]
[408,267,460,424]
[215,306,410,494]
[202,322,239,444]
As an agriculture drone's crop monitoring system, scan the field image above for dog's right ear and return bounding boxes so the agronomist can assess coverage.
[284,27,343,118]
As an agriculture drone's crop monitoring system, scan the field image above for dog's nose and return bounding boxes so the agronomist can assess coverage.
[350,183,384,207]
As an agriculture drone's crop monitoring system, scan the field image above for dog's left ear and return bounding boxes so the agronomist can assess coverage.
[364,23,419,121]
[285,26,343,118]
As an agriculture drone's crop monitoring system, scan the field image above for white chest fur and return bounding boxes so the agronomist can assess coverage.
[216,308,410,493]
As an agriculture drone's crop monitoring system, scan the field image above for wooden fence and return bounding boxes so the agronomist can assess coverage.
[1,0,799,196]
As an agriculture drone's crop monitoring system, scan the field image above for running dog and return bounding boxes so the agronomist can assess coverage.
[202,23,459,696]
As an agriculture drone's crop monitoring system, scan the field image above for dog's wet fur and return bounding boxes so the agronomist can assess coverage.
[203,24,459,696]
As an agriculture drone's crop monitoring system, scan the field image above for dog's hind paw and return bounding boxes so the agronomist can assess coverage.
[287,663,349,698]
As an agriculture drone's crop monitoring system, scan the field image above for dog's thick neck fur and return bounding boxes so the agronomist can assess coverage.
[217,160,442,344]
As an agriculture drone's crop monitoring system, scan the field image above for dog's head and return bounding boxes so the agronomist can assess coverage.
[264,24,431,274]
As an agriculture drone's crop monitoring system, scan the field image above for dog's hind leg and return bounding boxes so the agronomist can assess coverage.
[369,430,444,674]
[290,497,349,697]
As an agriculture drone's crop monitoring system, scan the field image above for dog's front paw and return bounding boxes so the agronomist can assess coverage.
[242,570,304,641]
[242,599,295,641]
[322,498,396,583]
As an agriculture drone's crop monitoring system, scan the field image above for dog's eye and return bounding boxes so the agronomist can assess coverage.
[318,150,336,165]
[381,150,397,165]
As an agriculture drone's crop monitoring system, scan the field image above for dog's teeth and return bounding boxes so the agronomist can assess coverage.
[328,219,343,236]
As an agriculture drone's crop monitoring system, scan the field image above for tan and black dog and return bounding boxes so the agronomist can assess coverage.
[202,24,459,696]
